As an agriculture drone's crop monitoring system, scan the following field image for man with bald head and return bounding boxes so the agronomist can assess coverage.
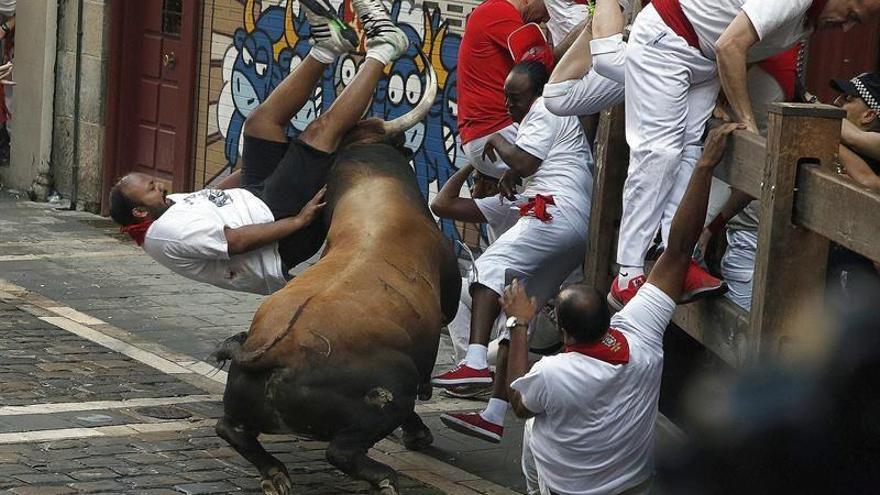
[499,123,743,494]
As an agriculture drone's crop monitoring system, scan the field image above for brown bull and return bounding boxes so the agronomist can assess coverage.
[213,143,461,495]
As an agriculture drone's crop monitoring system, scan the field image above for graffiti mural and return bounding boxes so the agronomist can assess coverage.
[203,0,482,249]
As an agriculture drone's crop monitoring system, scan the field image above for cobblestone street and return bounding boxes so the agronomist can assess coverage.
[0,192,526,494]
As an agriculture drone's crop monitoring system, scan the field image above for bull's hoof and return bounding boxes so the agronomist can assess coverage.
[371,478,399,495]
[260,468,293,495]
[402,427,433,451]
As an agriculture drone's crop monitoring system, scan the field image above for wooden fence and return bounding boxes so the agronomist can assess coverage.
[584,102,880,367]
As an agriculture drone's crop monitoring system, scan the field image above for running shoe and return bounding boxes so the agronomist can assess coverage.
[440,411,503,443]
[680,259,728,304]
[431,362,493,388]
[607,273,646,311]
[300,0,358,53]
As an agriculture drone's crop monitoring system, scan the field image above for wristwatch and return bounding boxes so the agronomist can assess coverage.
[505,316,528,331]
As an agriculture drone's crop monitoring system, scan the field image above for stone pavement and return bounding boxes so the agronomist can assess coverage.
[0,191,530,494]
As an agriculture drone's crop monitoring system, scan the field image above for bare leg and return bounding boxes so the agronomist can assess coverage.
[593,0,626,39]
[468,284,502,346]
[549,21,593,83]
[215,417,292,495]
[244,55,329,143]
[299,58,387,153]
[490,342,510,402]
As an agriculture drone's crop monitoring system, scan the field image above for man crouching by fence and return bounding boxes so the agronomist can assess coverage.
[498,123,742,494]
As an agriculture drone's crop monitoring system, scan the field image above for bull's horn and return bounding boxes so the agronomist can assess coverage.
[382,46,438,136]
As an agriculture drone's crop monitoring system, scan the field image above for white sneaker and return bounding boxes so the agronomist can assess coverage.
[300,0,357,61]
[352,0,409,64]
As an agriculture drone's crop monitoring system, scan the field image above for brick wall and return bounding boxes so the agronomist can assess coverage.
[192,0,487,253]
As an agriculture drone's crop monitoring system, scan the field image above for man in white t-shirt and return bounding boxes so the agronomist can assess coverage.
[108,0,411,295]
[498,123,741,495]
[429,59,593,442]
[608,0,880,312]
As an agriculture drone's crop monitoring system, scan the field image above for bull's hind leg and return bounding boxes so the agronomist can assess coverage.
[401,411,433,451]
[326,432,400,495]
[216,417,292,495]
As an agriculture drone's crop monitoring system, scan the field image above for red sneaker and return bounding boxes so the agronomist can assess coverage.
[680,259,727,304]
[607,274,647,311]
[431,363,492,388]
[440,411,503,443]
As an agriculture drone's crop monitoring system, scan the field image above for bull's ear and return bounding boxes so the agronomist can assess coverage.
[234,28,247,49]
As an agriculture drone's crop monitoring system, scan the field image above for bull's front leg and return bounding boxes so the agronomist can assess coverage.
[216,417,292,495]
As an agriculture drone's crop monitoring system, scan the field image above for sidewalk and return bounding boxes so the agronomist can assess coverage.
[0,190,527,494]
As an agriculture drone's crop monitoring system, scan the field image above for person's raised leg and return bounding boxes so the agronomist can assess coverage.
[244,6,356,143]
[299,0,408,153]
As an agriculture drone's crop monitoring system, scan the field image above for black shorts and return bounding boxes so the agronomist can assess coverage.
[240,134,335,272]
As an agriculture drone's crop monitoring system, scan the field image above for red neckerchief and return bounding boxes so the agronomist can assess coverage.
[519,194,555,222]
[806,0,829,26]
[120,219,154,247]
[564,328,630,365]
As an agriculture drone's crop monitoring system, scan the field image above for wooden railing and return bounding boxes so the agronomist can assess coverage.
[585,102,880,366]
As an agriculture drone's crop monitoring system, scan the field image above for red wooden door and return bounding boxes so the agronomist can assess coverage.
[115,0,199,192]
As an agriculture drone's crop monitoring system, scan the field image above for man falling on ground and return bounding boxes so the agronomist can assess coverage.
[109,0,412,295]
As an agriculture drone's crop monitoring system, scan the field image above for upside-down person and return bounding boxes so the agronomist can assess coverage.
[607,0,880,312]
[430,57,594,443]
[501,124,743,495]
[108,0,422,295]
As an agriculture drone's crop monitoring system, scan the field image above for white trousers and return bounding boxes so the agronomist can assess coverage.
[543,39,626,118]
[461,124,519,179]
[617,4,719,267]
[721,229,758,311]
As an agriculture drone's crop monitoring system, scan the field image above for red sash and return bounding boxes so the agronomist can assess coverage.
[652,0,701,49]
[565,328,630,365]
[121,219,154,246]
[518,194,555,222]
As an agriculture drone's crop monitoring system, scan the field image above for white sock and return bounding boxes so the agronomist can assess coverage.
[480,398,508,425]
[365,44,396,66]
[463,344,489,369]
[308,47,336,65]
[618,266,645,285]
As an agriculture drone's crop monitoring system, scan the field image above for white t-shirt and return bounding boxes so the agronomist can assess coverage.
[516,96,594,235]
[545,0,589,47]
[680,0,812,62]
[143,188,287,295]
[511,284,676,495]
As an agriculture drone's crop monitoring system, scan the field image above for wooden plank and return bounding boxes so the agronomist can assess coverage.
[584,105,628,293]
[709,122,766,199]
[671,297,750,367]
[749,103,845,361]
[795,165,880,262]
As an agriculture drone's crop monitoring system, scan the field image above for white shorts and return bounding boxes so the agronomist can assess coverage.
[472,195,587,340]
[461,124,518,179]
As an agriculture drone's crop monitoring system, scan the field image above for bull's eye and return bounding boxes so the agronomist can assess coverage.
[388,74,404,105]
[405,74,422,105]
[340,57,357,87]
[256,62,268,76]
[242,46,254,67]
[290,55,303,72]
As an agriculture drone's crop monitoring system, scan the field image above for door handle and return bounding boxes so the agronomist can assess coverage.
[162,52,177,68]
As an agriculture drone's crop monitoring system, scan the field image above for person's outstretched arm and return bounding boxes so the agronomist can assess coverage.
[841,119,880,161]
[715,14,760,133]
[224,188,325,255]
[649,124,743,300]
[429,165,488,222]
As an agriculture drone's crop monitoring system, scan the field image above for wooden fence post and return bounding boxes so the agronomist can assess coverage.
[749,103,845,361]
[584,104,628,292]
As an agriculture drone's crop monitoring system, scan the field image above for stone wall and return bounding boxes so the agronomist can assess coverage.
[51,0,110,212]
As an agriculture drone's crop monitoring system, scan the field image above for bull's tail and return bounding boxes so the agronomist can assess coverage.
[210,332,249,369]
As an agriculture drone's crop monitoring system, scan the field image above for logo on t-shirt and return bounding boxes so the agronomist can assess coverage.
[182,189,232,208]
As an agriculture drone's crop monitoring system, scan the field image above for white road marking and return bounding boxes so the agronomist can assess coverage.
[0,419,217,444]
[0,395,220,416]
